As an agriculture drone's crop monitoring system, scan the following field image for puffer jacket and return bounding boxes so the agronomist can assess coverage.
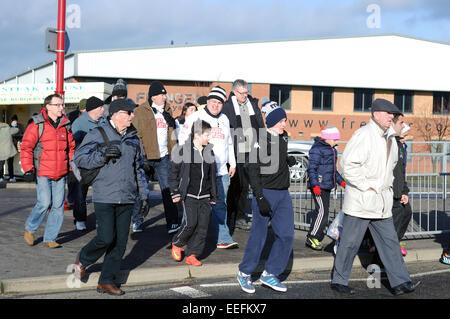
[20,109,75,180]
[340,119,398,219]
[307,137,344,190]
[0,123,19,161]
[73,120,147,204]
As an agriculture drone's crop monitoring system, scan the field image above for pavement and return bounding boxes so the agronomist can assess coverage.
[0,180,448,295]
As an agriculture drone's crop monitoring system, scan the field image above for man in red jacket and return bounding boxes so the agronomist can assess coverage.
[21,94,75,248]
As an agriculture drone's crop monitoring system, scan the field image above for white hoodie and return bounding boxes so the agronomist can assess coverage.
[340,119,398,219]
[177,109,236,176]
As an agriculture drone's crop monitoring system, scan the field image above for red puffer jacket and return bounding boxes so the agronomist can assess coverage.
[21,109,75,180]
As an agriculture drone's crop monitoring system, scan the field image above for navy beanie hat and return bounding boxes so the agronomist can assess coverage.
[261,101,287,128]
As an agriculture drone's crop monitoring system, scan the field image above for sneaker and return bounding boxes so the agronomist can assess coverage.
[217,242,238,249]
[440,251,450,265]
[75,221,87,231]
[305,235,323,251]
[400,245,408,256]
[64,200,71,211]
[259,271,287,292]
[237,271,255,294]
[171,244,184,261]
[186,254,202,266]
[9,177,16,183]
[132,222,143,233]
[235,219,251,231]
[168,223,181,234]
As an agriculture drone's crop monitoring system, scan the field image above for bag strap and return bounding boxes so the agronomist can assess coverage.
[97,126,110,145]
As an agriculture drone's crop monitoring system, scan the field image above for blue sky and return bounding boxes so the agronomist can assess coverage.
[1,0,449,81]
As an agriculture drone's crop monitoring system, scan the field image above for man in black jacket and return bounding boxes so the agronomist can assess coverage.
[237,101,296,294]
[222,79,265,232]
[391,114,413,256]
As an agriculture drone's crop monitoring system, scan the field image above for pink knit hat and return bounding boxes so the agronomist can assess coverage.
[321,125,340,140]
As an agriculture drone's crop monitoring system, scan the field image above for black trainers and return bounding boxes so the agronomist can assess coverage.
[168,223,181,234]
[331,283,355,294]
[391,280,421,296]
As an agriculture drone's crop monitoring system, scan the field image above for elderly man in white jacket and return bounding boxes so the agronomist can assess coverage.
[331,99,421,296]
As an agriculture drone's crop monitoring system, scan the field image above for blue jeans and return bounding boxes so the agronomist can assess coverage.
[149,155,178,226]
[25,176,66,242]
[131,176,151,225]
[211,174,234,244]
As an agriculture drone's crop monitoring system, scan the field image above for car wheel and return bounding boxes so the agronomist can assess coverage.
[289,156,309,183]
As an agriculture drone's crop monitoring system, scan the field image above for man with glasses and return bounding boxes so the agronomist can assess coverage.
[72,99,148,296]
[222,79,265,233]
[132,81,179,234]
[21,94,75,248]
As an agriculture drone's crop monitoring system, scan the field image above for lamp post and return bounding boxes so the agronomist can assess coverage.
[55,0,66,98]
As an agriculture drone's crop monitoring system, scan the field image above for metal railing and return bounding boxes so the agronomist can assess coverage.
[288,141,450,237]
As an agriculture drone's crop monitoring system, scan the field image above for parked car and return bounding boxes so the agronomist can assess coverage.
[287,140,312,182]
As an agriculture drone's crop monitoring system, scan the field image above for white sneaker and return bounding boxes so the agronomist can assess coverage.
[75,221,87,231]
[9,177,16,183]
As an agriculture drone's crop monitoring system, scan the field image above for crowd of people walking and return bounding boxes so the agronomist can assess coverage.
[2,77,446,297]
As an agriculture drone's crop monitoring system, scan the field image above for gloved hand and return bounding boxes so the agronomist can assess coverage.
[287,156,297,167]
[340,181,346,188]
[103,145,121,162]
[23,169,35,182]
[313,185,322,196]
[256,196,272,217]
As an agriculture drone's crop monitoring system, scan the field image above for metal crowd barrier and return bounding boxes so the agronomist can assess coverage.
[288,141,450,237]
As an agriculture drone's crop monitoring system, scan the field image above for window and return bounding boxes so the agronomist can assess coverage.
[394,90,414,113]
[312,87,333,111]
[354,89,374,112]
[433,92,450,114]
[270,85,291,109]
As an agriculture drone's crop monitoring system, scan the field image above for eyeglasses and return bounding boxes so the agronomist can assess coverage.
[48,103,65,108]
[235,91,248,95]
[118,110,134,115]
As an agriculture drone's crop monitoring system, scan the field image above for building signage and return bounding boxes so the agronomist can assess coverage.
[0,83,112,105]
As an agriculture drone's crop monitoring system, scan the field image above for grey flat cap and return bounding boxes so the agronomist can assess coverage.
[371,98,403,115]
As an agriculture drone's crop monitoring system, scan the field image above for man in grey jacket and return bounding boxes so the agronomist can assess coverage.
[331,98,420,296]
[70,96,106,230]
[72,99,147,296]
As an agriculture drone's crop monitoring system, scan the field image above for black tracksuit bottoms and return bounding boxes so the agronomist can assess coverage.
[172,197,211,257]
[308,189,331,241]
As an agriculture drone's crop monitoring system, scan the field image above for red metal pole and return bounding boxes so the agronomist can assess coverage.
[55,0,66,98]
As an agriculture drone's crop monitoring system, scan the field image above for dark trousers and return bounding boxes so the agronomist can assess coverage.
[172,197,211,257]
[227,162,249,227]
[72,181,89,222]
[79,202,133,285]
[332,214,411,288]
[392,199,412,240]
[0,157,14,178]
[239,189,294,276]
[308,189,331,241]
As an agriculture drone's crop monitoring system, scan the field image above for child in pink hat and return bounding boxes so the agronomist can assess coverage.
[305,126,346,251]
